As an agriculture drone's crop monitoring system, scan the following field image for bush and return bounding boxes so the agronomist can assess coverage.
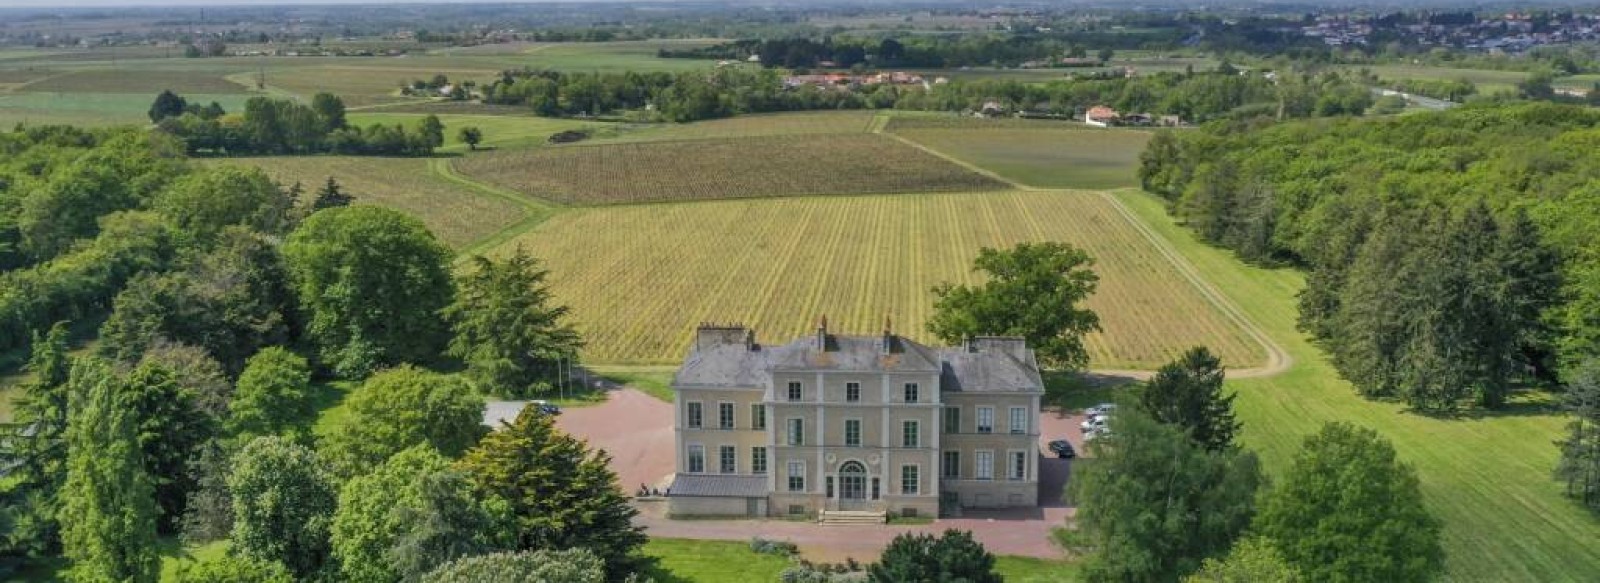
[749,537,799,556]
[422,548,604,583]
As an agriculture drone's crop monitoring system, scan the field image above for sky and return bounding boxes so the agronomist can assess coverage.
[0,0,611,7]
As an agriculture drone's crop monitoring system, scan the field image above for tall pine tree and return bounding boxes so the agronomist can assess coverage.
[1556,362,1600,511]
[1,323,72,558]
[1139,346,1240,451]
[444,249,583,397]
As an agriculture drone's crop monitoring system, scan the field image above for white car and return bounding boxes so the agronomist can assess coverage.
[1084,428,1111,442]
[1085,403,1118,417]
[1080,417,1108,433]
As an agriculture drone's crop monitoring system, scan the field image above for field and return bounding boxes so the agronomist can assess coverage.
[23,69,250,94]
[495,189,1265,370]
[589,110,879,143]
[0,92,256,127]
[1343,64,1529,95]
[1114,189,1600,581]
[223,156,528,250]
[260,64,502,107]
[454,133,1008,205]
[887,120,1152,190]
[345,112,604,151]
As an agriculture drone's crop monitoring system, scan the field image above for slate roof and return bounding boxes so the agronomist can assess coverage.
[668,473,769,498]
[938,348,1045,393]
[675,328,1041,393]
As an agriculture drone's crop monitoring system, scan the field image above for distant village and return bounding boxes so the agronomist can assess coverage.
[1303,12,1600,52]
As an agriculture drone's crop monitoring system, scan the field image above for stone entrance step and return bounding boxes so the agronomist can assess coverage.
[819,510,887,525]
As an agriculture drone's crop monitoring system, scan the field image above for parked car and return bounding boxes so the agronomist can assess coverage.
[1084,428,1111,442]
[1080,417,1107,432]
[1085,403,1118,418]
[530,400,562,416]
[1047,439,1076,459]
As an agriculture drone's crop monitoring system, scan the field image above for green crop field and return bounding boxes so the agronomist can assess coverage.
[261,64,502,107]
[1113,189,1600,581]
[1345,64,1530,95]
[494,189,1264,369]
[224,156,527,249]
[454,133,1007,205]
[22,69,249,94]
[888,122,1152,190]
[0,92,256,128]
[346,112,604,150]
[521,39,729,72]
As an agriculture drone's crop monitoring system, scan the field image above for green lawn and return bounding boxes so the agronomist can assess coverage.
[1112,189,1600,581]
[641,538,1077,582]
[345,112,604,151]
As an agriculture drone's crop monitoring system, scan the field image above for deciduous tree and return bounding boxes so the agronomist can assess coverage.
[1061,410,1262,582]
[284,205,453,377]
[927,242,1100,370]
[421,549,604,583]
[1255,423,1443,582]
[229,436,337,579]
[332,445,511,582]
[458,126,483,150]
[322,366,484,478]
[122,361,215,534]
[227,347,314,441]
[170,554,293,583]
[869,529,999,583]
[1185,537,1300,583]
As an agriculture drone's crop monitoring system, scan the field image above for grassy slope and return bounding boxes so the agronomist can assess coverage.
[1113,189,1600,581]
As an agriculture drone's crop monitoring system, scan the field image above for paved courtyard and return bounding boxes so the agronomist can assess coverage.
[531,387,1090,560]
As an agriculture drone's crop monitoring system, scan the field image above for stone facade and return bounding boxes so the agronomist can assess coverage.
[668,321,1043,518]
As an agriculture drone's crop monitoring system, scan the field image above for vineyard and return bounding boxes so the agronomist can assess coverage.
[497,189,1264,369]
[887,119,1153,190]
[224,156,526,249]
[592,110,878,143]
[453,133,1007,205]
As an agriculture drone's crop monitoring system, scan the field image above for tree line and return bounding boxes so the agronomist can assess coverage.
[1137,102,1600,513]
[0,123,627,579]
[477,65,1375,124]
[658,34,1142,69]
[150,91,445,157]
[1141,103,1595,412]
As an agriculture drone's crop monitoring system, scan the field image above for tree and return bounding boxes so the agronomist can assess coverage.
[444,250,583,397]
[419,115,446,150]
[229,436,337,579]
[171,555,293,583]
[1061,410,1262,582]
[927,242,1101,370]
[121,361,215,534]
[332,445,511,582]
[1098,48,1116,62]
[312,176,353,211]
[1,322,72,557]
[1140,346,1240,451]
[283,205,453,377]
[1185,537,1300,583]
[151,165,291,240]
[456,407,646,578]
[180,440,234,544]
[322,366,485,478]
[869,529,999,583]
[1255,423,1443,582]
[311,92,347,132]
[58,359,161,583]
[422,549,604,583]
[458,126,483,151]
[227,347,314,441]
[1555,361,1600,511]
[150,90,188,122]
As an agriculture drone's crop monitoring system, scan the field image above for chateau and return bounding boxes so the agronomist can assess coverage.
[667,319,1043,520]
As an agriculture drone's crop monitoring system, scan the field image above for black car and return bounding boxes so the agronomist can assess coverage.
[1047,439,1076,459]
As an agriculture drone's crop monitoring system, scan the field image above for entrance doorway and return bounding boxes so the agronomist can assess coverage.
[839,461,867,509]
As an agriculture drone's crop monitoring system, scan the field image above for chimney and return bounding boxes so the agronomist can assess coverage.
[695,323,753,352]
[815,315,828,351]
[881,315,893,354]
